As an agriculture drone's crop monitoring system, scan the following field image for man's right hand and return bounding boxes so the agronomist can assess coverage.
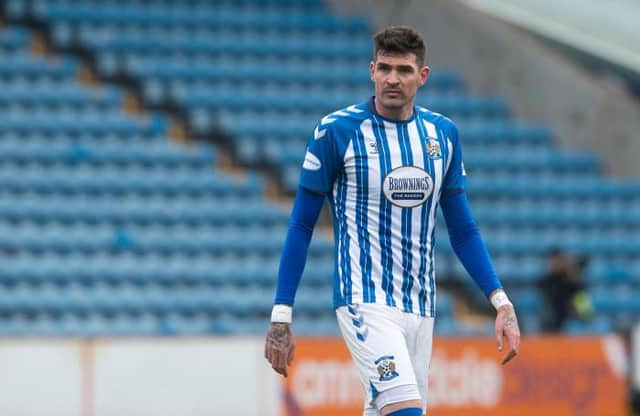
[264,322,296,377]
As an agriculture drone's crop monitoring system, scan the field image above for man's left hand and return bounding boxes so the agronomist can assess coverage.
[495,304,520,365]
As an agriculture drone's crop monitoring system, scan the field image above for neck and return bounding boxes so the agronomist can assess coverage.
[374,98,414,121]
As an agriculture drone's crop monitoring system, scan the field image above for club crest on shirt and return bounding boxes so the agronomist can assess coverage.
[382,166,433,208]
[426,139,442,160]
[375,355,399,382]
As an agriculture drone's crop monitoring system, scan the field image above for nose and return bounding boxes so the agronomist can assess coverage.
[386,69,400,85]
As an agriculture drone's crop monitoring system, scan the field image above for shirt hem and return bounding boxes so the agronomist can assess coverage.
[333,299,435,318]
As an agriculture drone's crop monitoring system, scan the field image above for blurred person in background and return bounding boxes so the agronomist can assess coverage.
[538,248,593,332]
[264,26,520,416]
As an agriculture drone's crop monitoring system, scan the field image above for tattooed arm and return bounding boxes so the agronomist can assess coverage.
[265,187,323,377]
[264,322,296,377]
[492,290,521,365]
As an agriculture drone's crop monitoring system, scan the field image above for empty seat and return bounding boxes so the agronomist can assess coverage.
[0,54,77,81]
[0,26,30,53]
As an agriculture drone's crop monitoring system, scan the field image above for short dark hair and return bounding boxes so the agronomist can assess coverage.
[373,26,426,66]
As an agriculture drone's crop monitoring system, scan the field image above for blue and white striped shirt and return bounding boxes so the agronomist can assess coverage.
[299,97,466,317]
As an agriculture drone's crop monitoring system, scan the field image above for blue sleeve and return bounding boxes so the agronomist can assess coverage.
[298,120,341,194]
[274,185,325,305]
[442,120,466,196]
[440,191,502,297]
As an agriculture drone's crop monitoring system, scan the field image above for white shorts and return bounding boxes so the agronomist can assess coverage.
[336,303,434,415]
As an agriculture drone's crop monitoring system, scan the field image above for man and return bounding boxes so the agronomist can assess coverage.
[538,249,593,332]
[265,26,520,416]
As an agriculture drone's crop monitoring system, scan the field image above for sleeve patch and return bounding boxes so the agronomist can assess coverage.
[302,151,322,171]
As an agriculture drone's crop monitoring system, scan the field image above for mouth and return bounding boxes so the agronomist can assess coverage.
[384,90,402,96]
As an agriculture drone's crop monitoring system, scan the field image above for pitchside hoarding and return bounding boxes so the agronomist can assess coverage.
[0,336,627,415]
[283,336,628,416]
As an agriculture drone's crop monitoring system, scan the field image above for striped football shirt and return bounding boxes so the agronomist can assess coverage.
[299,97,466,317]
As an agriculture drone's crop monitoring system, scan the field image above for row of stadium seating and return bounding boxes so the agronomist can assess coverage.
[0,112,167,136]
[0,54,77,80]
[0,282,332,315]
[0,313,341,337]
[0,84,123,109]
[0,227,330,255]
[33,0,327,8]
[0,166,262,196]
[0,252,331,285]
[86,35,374,60]
[32,3,370,33]
[0,196,286,225]
[0,139,214,167]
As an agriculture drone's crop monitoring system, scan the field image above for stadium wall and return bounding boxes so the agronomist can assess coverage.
[0,336,628,415]
[328,0,640,179]
[0,338,281,416]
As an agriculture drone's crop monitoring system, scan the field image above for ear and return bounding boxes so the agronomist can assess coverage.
[419,65,430,86]
[370,60,376,81]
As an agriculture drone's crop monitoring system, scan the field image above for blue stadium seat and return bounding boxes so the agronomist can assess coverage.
[0,26,30,53]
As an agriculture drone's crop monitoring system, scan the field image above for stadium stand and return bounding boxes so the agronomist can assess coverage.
[0,20,335,336]
[2,0,640,337]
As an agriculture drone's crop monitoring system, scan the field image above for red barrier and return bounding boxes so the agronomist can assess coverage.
[283,336,627,416]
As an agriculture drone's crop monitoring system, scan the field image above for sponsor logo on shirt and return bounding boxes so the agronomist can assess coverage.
[382,166,433,208]
[302,151,322,171]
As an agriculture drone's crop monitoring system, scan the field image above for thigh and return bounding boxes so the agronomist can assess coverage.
[336,304,418,410]
[406,315,435,407]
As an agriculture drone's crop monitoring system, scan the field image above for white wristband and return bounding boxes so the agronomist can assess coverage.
[270,304,293,323]
[490,290,512,310]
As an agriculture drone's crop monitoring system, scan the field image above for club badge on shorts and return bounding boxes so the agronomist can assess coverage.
[375,355,399,381]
